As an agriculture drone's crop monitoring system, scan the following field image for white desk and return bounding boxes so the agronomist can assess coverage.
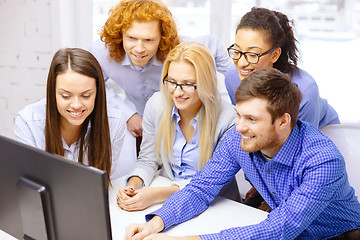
[1,176,268,239]
[108,176,268,239]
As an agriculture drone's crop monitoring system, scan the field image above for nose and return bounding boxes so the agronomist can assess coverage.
[70,97,81,109]
[235,117,248,133]
[173,85,184,96]
[134,40,145,53]
[235,54,250,68]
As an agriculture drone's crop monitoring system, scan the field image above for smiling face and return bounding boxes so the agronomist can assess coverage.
[167,60,202,117]
[235,97,283,157]
[122,20,162,67]
[233,28,281,80]
[55,71,97,131]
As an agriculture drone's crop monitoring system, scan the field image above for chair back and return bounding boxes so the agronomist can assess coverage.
[320,124,360,197]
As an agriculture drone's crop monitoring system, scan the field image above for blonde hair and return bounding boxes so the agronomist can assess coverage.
[156,42,221,169]
[100,0,180,62]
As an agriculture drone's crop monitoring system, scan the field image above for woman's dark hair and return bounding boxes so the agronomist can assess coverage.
[45,48,112,186]
[237,7,299,74]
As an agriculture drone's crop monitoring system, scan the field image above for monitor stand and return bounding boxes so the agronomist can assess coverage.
[16,177,56,240]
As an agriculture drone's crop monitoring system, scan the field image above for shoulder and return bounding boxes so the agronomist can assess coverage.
[219,100,236,121]
[107,104,125,120]
[89,40,111,65]
[17,98,46,122]
[145,92,163,110]
[292,68,319,93]
[297,121,342,163]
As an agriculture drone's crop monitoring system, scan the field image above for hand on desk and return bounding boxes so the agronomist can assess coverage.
[117,185,180,211]
[125,216,200,240]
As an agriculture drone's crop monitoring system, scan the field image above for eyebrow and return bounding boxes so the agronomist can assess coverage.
[233,43,263,51]
[58,88,94,94]
[167,76,196,83]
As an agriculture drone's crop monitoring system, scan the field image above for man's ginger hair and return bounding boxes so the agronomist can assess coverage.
[100,0,180,62]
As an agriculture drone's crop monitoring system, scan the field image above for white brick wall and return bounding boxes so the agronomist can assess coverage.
[0,0,92,138]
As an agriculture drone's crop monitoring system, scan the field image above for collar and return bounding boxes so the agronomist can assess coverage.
[254,121,301,167]
[122,53,163,71]
[170,105,201,128]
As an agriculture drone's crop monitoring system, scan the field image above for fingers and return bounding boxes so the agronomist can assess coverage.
[258,201,270,212]
[245,186,259,200]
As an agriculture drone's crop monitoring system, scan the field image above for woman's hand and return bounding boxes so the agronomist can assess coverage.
[117,187,158,211]
[117,185,180,212]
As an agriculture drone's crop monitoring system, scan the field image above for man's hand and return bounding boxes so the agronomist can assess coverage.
[124,216,165,240]
[245,186,271,212]
[244,186,259,201]
[127,113,143,137]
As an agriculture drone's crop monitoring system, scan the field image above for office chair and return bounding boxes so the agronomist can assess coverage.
[320,124,360,198]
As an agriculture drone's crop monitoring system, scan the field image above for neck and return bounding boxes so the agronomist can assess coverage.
[60,122,82,147]
[261,128,292,158]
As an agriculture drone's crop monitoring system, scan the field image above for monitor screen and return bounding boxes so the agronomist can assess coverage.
[0,135,112,240]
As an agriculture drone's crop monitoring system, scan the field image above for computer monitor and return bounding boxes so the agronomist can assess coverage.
[0,135,112,240]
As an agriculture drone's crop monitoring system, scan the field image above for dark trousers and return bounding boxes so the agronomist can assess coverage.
[217,177,242,203]
[328,228,360,240]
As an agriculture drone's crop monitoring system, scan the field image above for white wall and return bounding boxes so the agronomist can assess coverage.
[0,0,92,138]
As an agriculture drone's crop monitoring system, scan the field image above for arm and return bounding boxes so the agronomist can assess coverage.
[128,93,164,187]
[117,182,180,211]
[200,156,347,239]
[14,110,39,148]
[224,65,240,105]
[146,130,242,230]
[108,106,126,180]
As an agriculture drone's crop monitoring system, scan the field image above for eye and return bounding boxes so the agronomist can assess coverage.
[247,52,258,57]
[61,95,70,99]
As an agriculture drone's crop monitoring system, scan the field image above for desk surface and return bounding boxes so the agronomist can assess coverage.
[1,176,268,239]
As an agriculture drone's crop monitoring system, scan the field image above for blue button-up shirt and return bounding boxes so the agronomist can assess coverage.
[147,120,360,239]
[171,107,199,180]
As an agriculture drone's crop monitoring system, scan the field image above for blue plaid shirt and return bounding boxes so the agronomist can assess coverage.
[147,121,360,239]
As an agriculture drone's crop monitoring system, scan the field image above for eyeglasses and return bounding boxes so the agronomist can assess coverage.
[227,44,275,64]
[162,74,197,92]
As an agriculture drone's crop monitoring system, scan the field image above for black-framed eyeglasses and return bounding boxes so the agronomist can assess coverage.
[162,74,197,92]
[227,44,275,64]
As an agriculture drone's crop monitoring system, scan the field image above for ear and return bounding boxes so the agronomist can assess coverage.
[277,112,291,129]
[271,47,282,64]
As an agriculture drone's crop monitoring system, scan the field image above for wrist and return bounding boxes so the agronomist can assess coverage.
[149,215,165,233]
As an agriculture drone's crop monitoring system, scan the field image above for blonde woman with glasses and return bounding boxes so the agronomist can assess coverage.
[116,42,237,211]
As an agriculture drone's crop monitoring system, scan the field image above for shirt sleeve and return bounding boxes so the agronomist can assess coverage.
[145,129,242,228]
[108,107,126,181]
[14,111,37,148]
[201,155,348,239]
[224,65,240,105]
[105,83,137,121]
[126,93,162,186]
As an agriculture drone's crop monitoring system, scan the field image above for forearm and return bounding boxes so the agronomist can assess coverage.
[153,186,180,203]
[127,176,144,190]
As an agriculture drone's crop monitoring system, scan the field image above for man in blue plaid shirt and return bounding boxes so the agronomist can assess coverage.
[125,68,360,240]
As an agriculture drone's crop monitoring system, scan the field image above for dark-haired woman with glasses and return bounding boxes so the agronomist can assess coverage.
[225,7,340,212]
[116,42,237,211]
[225,7,339,129]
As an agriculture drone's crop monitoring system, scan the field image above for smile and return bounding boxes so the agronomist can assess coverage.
[133,53,147,59]
[239,69,253,75]
[68,110,85,117]
[241,134,254,140]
